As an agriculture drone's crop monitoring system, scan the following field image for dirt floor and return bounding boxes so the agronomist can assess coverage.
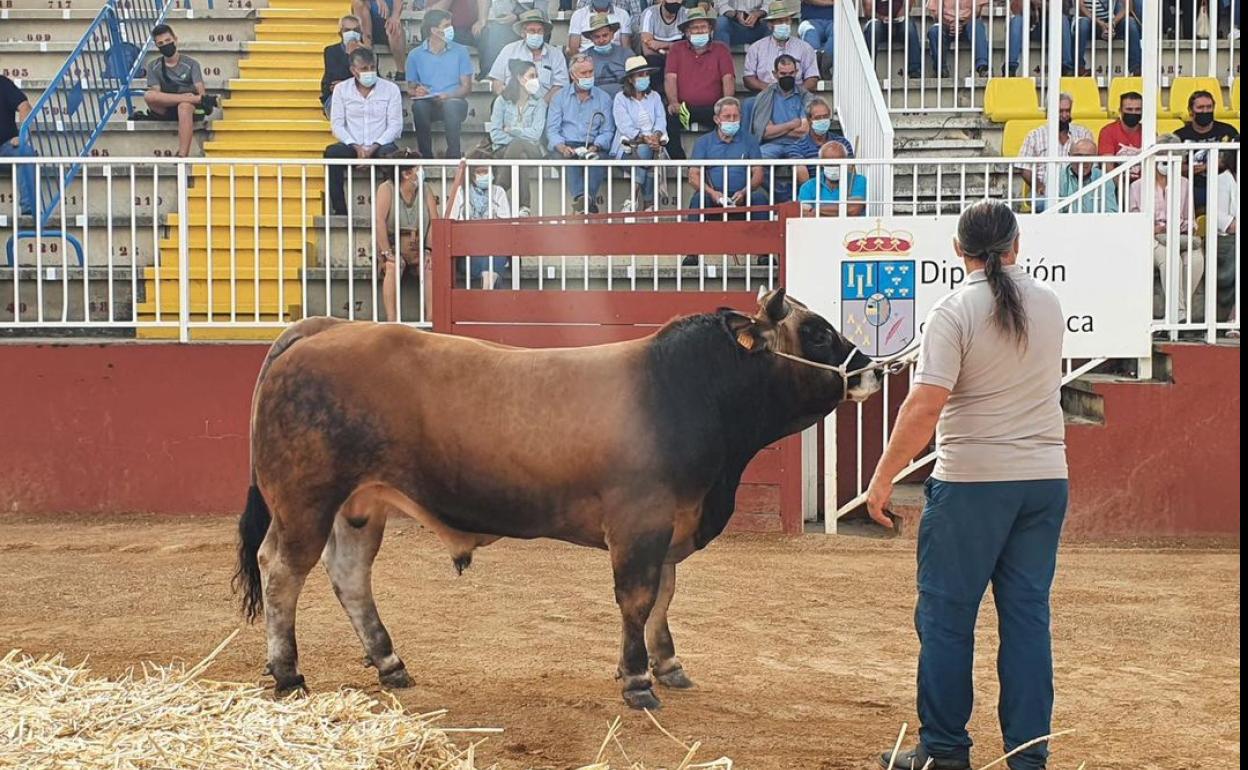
[0,513,1239,769]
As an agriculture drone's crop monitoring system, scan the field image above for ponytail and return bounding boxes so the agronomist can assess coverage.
[957,200,1028,347]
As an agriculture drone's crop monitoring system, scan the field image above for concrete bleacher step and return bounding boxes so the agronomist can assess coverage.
[167,211,317,227]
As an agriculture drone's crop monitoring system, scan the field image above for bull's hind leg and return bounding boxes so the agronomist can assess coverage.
[646,562,694,689]
[610,528,672,710]
[258,519,325,696]
[323,504,413,689]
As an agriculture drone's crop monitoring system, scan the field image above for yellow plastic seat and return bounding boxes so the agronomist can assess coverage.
[1003,119,1045,157]
[985,78,1044,123]
[1165,77,1225,119]
[1061,77,1107,119]
[1156,118,1184,137]
[1224,79,1240,119]
[1107,77,1144,117]
[1081,119,1113,143]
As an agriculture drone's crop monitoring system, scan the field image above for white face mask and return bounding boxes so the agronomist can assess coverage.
[823,166,841,183]
[522,77,541,95]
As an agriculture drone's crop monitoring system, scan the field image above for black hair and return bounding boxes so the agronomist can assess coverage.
[957,200,1027,347]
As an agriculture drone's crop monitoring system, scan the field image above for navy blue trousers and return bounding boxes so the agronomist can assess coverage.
[916,477,1068,769]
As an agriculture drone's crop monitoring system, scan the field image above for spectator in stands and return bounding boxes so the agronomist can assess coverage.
[1175,90,1240,211]
[585,13,632,96]
[1016,92,1093,208]
[926,0,989,78]
[426,0,480,48]
[322,16,365,118]
[474,0,521,79]
[1072,0,1142,76]
[745,54,816,161]
[797,0,836,80]
[1213,164,1238,325]
[1008,0,1071,76]
[446,154,513,288]
[744,1,819,93]
[1057,138,1119,212]
[639,0,689,73]
[0,74,35,216]
[324,48,403,216]
[1129,134,1206,321]
[374,148,439,321]
[687,96,767,237]
[613,56,670,212]
[792,99,853,185]
[568,0,634,55]
[573,0,646,45]
[1163,0,1198,38]
[663,8,736,159]
[488,9,569,103]
[549,54,616,212]
[715,0,771,46]
[863,0,923,79]
[407,10,473,159]
[797,141,866,216]
[351,0,408,74]
[1099,90,1143,158]
[489,59,548,215]
[144,24,212,158]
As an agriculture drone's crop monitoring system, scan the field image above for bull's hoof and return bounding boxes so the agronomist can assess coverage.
[622,687,662,710]
[655,667,695,689]
[273,675,308,698]
[379,666,415,689]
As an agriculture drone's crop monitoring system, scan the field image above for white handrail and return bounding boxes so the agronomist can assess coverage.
[834,0,896,215]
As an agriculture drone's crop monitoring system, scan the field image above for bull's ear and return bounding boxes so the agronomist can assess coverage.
[723,310,765,353]
[761,287,789,323]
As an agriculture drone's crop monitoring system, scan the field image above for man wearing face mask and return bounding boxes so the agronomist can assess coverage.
[322,16,366,119]
[407,10,473,159]
[1175,90,1239,212]
[143,24,211,158]
[1015,92,1092,209]
[796,141,866,216]
[744,54,815,160]
[663,9,736,160]
[548,54,616,212]
[488,9,569,103]
[715,0,771,46]
[687,97,768,228]
[792,98,852,186]
[585,14,632,96]
[324,47,403,216]
[1057,138,1119,213]
[568,0,633,56]
[744,1,818,93]
[640,0,688,70]
[1098,91,1143,161]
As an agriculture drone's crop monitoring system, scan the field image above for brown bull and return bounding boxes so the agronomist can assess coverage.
[233,289,881,709]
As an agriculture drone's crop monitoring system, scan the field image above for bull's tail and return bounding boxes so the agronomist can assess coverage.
[233,485,271,622]
[233,316,347,622]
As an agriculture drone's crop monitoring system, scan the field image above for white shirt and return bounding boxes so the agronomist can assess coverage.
[330,77,403,147]
[1217,170,1238,235]
[448,185,512,220]
[569,6,632,50]
[640,4,687,42]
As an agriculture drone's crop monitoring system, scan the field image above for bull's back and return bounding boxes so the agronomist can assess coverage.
[256,322,662,541]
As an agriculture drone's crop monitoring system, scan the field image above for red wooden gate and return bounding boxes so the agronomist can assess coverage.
[429,206,804,533]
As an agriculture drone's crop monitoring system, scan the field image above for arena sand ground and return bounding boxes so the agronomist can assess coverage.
[0,513,1238,769]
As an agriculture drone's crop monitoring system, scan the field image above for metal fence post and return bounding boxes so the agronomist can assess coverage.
[177,160,190,342]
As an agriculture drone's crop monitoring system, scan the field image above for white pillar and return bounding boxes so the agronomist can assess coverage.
[1044,0,1063,209]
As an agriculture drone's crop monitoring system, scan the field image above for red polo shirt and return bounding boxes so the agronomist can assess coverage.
[665,40,735,109]
[1098,120,1143,158]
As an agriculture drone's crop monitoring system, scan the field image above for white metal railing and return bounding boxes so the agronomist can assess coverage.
[835,0,897,213]
[0,149,1238,342]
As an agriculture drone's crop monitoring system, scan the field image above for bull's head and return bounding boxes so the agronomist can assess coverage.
[726,287,883,405]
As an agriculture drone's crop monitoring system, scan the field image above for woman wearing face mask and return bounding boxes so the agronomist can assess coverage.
[322,15,365,118]
[612,57,669,212]
[446,153,513,290]
[488,59,547,215]
[374,148,440,322]
[486,9,569,101]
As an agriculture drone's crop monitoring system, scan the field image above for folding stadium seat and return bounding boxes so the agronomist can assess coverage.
[985,78,1044,123]
[1060,77,1108,119]
[1002,119,1045,157]
[1224,79,1240,119]
[1108,77,1144,118]
[1165,77,1225,119]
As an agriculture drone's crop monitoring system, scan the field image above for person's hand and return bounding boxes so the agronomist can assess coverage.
[645,134,662,149]
[472,19,485,36]
[353,144,369,159]
[557,144,575,158]
[376,0,390,19]
[412,84,430,98]
[732,189,746,204]
[364,143,381,158]
[435,92,449,101]
[7,137,18,147]
[667,101,681,116]
[386,15,401,36]
[865,473,896,529]
[718,194,733,206]
[185,93,203,104]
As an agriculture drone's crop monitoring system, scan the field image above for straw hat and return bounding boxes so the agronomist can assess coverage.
[677,6,713,30]
[764,0,798,20]
[623,55,659,77]
[512,7,552,36]
[584,11,620,35]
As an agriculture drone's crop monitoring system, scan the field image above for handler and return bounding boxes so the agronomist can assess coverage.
[867,200,1069,770]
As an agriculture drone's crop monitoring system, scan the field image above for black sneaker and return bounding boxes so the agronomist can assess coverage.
[879,746,970,770]
[975,65,989,77]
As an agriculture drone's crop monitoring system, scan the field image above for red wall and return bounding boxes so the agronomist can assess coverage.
[0,342,1238,538]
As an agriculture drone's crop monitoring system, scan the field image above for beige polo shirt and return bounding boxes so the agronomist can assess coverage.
[914,264,1068,483]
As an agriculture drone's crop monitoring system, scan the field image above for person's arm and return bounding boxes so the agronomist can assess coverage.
[1112,0,1126,25]
[613,93,636,146]
[763,116,801,140]
[407,53,429,97]
[330,85,357,146]
[191,60,207,99]
[547,94,568,152]
[321,48,336,97]
[475,0,490,35]
[488,97,510,145]
[381,85,404,145]
[865,385,951,526]
[649,97,669,144]
[16,99,32,130]
[517,99,547,142]
[375,181,394,255]
[594,98,616,150]
[664,70,682,114]
[445,159,467,218]
[743,44,765,92]
[567,11,586,56]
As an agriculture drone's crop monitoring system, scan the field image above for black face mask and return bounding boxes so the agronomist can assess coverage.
[664,1,682,12]
[778,75,796,91]
[1058,119,1071,132]
[1122,112,1142,128]
[158,42,177,57]
[1194,112,1215,128]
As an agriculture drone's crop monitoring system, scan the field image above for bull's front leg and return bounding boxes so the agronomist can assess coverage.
[609,528,672,710]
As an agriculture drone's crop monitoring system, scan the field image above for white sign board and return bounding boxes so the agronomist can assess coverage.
[786,214,1155,360]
